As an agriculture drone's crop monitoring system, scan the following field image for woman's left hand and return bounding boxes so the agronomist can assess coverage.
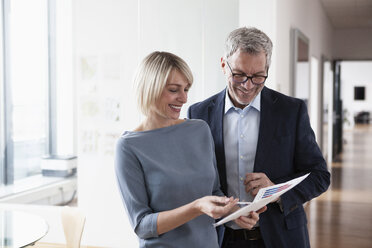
[194,196,238,219]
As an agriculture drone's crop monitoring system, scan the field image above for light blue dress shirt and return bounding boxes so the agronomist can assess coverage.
[223,90,261,229]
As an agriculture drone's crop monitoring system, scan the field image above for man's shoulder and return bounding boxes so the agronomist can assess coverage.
[263,87,304,107]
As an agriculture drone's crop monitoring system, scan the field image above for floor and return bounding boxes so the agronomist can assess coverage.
[305,124,372,248]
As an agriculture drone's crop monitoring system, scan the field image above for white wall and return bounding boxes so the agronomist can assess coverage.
[239,0,333,141]
[341,61,372,129]
[322,61,333,165]
[56,0,74,155]
[0,0,4,176]
[139,0,238,117]
[239,0,278,91]
[296,61,310,100]
[275,0,333,96]
[75,0,140,247]
[74,0,238,247]
[334,28,372,60]
[310,56,319,141]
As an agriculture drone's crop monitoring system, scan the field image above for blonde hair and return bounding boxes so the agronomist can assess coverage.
[134,51,193,116]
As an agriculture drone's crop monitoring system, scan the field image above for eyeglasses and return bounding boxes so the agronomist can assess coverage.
[226,61,268,85]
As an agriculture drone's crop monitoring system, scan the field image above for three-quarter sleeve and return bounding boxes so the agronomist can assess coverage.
[115,137,159,239]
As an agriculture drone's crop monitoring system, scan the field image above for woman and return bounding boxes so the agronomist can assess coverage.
[115,51,259,247]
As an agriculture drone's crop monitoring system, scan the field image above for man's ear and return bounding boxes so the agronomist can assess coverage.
[221,57,226,74]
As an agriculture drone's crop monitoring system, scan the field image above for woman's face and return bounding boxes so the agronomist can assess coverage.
[152,69,191,122]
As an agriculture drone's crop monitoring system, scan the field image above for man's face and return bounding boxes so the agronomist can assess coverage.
[222,50,267,109]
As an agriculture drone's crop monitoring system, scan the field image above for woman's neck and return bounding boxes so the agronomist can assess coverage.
[135,116,184,132]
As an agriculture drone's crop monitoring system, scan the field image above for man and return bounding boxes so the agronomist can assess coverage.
[188,27,330,248]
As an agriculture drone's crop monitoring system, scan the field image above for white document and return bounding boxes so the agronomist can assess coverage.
[213,173,310,227]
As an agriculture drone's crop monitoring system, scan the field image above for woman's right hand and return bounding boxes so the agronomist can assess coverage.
[194,196,238,219]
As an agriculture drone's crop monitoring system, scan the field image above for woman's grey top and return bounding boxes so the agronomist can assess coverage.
[115,119,222,248]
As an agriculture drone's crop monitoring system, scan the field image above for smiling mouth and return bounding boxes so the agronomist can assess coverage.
[236,87,252,94]
[169,104,182,111]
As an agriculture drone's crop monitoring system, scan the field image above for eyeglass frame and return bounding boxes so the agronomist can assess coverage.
[225,61,268,85]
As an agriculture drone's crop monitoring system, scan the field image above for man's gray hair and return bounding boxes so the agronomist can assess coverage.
[224,27,273,69]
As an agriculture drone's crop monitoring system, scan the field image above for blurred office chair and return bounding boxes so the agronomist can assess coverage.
[28,206,87,248]
[61,206,86,248]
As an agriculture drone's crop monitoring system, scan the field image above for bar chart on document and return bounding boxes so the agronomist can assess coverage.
[213,173,310,227]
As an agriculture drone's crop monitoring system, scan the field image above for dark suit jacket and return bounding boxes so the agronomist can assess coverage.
[188,87,330,248]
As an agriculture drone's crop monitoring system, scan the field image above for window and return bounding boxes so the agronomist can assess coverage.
[1,0,56,185]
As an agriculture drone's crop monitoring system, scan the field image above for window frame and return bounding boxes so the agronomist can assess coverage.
[1,0,57,185]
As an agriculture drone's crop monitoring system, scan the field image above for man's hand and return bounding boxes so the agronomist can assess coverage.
[244,172,278,202]
[234,206,267,229]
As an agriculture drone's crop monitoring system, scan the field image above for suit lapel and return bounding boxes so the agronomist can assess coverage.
[254,87,279,172]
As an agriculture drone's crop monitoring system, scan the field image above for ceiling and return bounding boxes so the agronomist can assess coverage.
[321,0,372,29]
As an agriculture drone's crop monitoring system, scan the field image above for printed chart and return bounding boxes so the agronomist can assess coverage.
[213,173,310,227]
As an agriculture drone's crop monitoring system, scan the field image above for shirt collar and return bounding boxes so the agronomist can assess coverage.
[224,89,236,114]
[224,88,261,114]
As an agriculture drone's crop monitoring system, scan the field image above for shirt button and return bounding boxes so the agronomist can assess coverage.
[240,115,244,118]
[240,177,244,181]
[240,134,244,138]
[240,155,243,159]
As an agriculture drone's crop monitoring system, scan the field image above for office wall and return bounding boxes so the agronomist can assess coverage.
[334,28,372,60]
[56,0,74,155]
[74,0,238,246]
[138,0,239,117]
[275,0,333,96]
[239,0,333,95]
[75,0,139,246]
[239,0,333,141]
[341,61,372,129]
[0,0,4,172]
[239,0,278,90]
